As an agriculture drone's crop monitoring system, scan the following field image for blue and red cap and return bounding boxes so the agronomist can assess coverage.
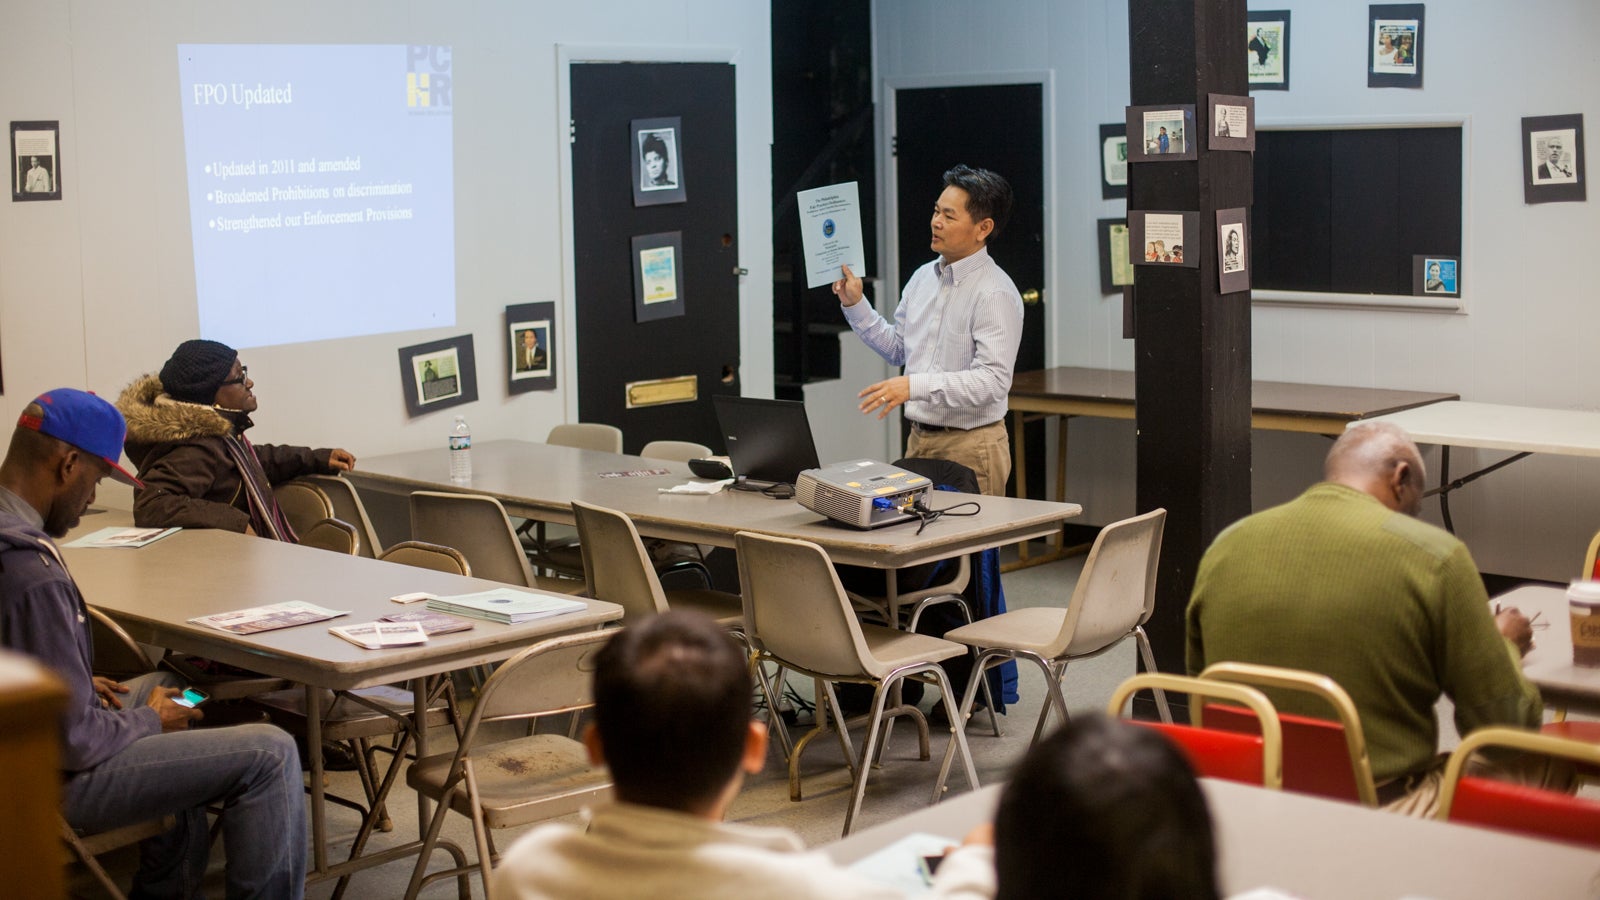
[18,389,142,487]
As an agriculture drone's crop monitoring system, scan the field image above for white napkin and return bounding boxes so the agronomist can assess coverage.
[659,478,734,495]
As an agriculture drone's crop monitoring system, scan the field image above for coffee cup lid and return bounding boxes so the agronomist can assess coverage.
[1567,580,1600,604]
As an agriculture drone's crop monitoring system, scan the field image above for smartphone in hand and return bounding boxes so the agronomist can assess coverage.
[172,687,209,708]
[918,853,946,884]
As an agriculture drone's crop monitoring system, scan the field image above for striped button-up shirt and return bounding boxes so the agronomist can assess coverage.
[841,246,1024,430]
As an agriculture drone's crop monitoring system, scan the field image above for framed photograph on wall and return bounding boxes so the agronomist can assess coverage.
[1099,123,1127,199]
[1097,218,1134,294]
[1522,114,1586,204]
[1125,105,1197,162]
[1413,255,1460,296]
[506,301,557,395]
[1246,10,1290,91]
[11,120,61,201]
[398,334,478,418]
[1207,94,1256,151]
[1128,210,1198,268]
[631,231,685,322]
[1368,4,1424,89]
[630,116,686,207]
[1216,208,1250,294]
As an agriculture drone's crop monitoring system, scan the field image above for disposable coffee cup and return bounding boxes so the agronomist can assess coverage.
[1568,580,1600,668]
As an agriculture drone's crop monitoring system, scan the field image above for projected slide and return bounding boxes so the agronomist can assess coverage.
[178,44,454,348]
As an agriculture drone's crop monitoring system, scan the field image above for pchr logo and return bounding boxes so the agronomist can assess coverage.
[406,46,452,108]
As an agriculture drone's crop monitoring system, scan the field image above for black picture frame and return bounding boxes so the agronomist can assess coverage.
[398,334,478,418]
[1207,94,1256,152]
[1099,123,1127,199]
[1129,210,1199,269]
[1246,11,1291,92]
[1097,218,1133,295]
[1413,255,1460,297]
[506,301,557,395]
[11,120,61,202]
[630,116,686,207]
[1216,208,1251,294]
[1125,105,1197,162]
[1368,4,1424,90]
[1522,114,1586,205]
[631,231,686,323]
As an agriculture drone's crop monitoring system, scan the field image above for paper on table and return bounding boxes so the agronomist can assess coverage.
[659,478,734,495]
[846,832,958,894]
[329,620,429,650]
[797,181,866,288]
[189,601,349,635]
[65,526,180,548]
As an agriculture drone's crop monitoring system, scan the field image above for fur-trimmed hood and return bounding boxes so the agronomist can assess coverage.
[116,373,240,445]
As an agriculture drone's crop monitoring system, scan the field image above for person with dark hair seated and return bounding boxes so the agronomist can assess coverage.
[492,611,992,899]
[993,714,1220,900]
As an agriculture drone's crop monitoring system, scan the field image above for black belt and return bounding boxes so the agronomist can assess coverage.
[910,420,999,433]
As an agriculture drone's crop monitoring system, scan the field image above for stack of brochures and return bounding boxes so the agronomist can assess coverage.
[379,610,474,635]
[425,588,585,624]
[329,621,428,650]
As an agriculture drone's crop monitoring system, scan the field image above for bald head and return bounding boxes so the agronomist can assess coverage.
[1325,422,1426,515]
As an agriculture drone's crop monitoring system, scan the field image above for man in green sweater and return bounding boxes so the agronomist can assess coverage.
[1187,421,1540,816]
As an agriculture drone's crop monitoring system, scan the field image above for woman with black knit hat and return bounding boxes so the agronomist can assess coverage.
[116,339,356,540]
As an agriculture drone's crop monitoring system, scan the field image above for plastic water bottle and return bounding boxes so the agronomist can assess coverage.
[449,416,472,484]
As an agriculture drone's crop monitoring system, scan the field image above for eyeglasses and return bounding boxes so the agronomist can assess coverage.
[220,365,249,386]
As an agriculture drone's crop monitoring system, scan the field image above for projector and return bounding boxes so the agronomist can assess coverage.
[795,460,932,529]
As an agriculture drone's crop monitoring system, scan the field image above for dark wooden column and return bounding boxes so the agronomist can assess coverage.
[1129,0,1252,677]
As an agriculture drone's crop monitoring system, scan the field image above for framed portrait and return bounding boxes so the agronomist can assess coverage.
[398,334,478,418]
[631,231,685,322]
[1246,11,1290,91]
[1207,94,1256,152]
[1099,123,1127,199]
[1368,4,1424,89]
[630,116,686,207]
[1124,105,1197,163]
[1128,210,1199,269]
[506,301,557,395]
[1097,218,1134,295]
[1522,114,1586,204]
[1216,208,1250,294]
[11,120,61,202]
[1412,255,1460,297]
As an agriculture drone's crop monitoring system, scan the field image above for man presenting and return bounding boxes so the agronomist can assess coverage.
[834,165,1023,496]
[0,389,304,897]
[1187,421,1542,816]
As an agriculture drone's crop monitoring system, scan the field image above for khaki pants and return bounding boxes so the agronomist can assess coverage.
[1380,749,1577,819]
[905,420,1011,496]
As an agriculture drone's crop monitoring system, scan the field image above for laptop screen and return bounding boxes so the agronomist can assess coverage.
[712,396,822,486]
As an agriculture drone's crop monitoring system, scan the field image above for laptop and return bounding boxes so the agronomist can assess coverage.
[712,396,822,487]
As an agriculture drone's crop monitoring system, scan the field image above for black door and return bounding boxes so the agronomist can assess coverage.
[570,63,740,454]
[893,83,1046,497]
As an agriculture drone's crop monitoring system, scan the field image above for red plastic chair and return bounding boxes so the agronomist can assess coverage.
[1437,727,1600,850]
[1199,662,1378,805]
[1108,673,1282,789]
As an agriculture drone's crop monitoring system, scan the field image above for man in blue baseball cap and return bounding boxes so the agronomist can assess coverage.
[0,388,306,898]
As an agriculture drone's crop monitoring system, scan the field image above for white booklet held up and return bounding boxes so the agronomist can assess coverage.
[797,181,866,288]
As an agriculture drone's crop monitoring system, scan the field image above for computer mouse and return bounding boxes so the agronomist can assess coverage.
[688,457,734,480]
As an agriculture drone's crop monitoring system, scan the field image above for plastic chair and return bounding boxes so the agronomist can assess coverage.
[60,814,176,900]
[570,500,741,627]
[86,606,157,680]
[402,629,616,899]
[639,439,712,461]
[273,480,333,536]
[301,475,384,558]
[735,530,979,837]
[638,440,717,587]
[1108,672,1283,789]
[410,491,585,595]
[299,517,360,555]
[1199,661,1378,805]
[943,508,1171,745]
[1585,529,1600,580]
[378,540,471,576]
[547,422,624,453]
[1437,726,1600,849]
